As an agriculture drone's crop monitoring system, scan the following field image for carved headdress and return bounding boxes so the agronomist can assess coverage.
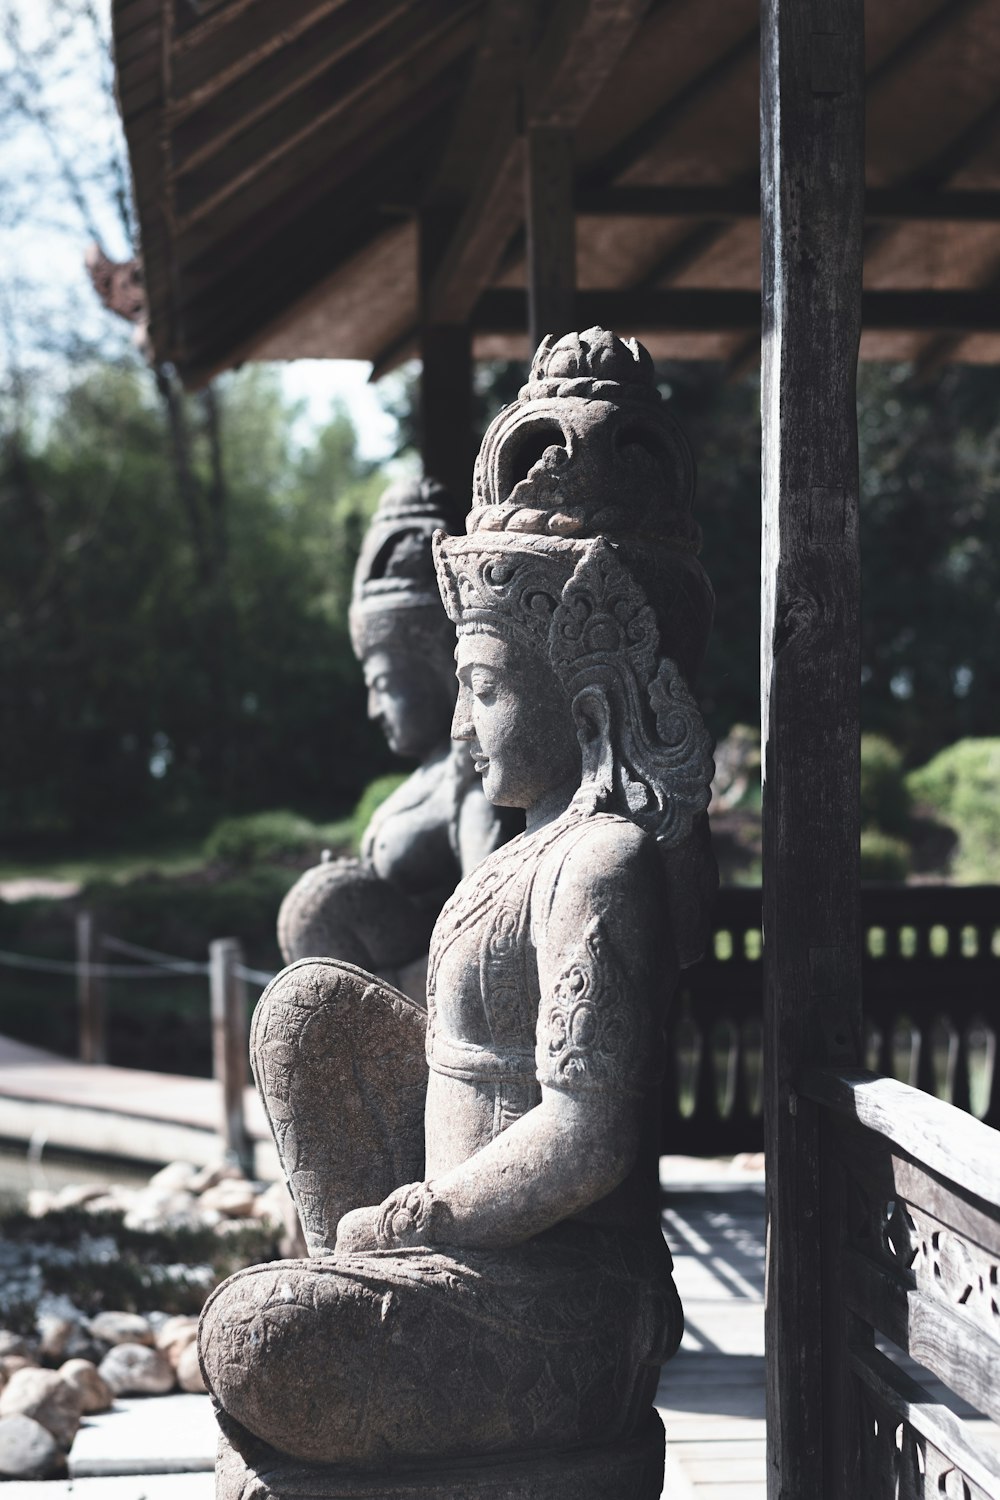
[434,328,717,959]
[349,477,461,671]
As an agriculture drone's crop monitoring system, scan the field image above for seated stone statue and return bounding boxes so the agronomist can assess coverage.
[199,328,718,1500]
[277,477,515,994]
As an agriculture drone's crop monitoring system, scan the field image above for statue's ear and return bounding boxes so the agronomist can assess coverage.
[572,685,613,805]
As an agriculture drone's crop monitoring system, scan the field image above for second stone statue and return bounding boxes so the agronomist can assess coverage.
[277,476,518,997]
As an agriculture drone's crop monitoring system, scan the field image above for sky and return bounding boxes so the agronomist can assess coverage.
[0,0,399,461]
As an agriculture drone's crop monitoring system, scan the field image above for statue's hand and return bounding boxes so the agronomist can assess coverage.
[335,1182,441,1253]
[334,1205,380,1253]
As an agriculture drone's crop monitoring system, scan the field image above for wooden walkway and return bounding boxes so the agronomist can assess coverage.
[658,1178,766,1498]
[0,1034,278,1176]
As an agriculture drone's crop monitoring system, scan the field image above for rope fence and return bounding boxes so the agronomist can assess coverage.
[0,913,280,1170]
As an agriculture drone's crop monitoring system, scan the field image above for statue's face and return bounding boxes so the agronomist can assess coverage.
[453,631,579,810]
[363,648,452,759]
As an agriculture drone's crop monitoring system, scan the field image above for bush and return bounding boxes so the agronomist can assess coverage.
[351,774,408,850]
[203,810,322,868]
[860,735,911,836]
[907,739,1000,882]
[860,830,910,883]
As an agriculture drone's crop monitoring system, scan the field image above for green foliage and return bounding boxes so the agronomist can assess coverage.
[860,734,912,836]
[0,364,394,842]
[204,809,324,868]
[907,739,1000,882]
[352,773,408,850]
[860,830,911,882]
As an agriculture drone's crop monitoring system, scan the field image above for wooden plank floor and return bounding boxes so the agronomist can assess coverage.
[657,1178,767,1498]
[0,1033,277,1174]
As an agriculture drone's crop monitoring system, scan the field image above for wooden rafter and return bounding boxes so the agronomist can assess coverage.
[577,186,1000,222]
[172,2,478,234]
[473,288,1000,334]
[426,0,652,324]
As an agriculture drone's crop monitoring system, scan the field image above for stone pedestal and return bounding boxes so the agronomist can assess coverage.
[215,1411,666,1500]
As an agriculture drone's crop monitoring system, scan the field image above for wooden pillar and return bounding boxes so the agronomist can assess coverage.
[76,910,106,1065]
[759,2,865,1497]
[419,209,475,509]
[209,937,251,1171]
[524,125,576,351]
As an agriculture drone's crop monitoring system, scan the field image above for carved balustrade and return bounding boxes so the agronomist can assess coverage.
[662,885,1000,1156]
[799,1068,1000,1500]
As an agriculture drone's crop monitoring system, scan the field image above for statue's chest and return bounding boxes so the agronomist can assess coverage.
[426,841,541,1067]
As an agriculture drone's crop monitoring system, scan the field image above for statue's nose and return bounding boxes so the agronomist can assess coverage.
[451,687,474,741]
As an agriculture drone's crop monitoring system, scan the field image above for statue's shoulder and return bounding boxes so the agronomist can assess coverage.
[536,810,664,921]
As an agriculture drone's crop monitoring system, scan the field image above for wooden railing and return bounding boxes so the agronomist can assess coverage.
[800,1068,1000,1500]
[662,887,1000,1156]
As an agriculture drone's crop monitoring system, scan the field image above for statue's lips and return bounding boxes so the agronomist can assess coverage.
[472,754,490,774]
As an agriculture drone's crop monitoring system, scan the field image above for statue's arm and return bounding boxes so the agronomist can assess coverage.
[337,822,675,1253]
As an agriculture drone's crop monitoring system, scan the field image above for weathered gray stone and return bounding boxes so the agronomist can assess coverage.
[88,1311,154,1347]
[202,332,717,1498]
[0,1366,83,1449]
[58,1358,114,1414]
[99,1343,176,1395]
[276,478,516,994]
[0,1413,63,1478]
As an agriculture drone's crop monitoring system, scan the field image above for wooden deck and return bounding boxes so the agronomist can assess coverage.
[658,1177,766,1498]
[0,1033,278,1176]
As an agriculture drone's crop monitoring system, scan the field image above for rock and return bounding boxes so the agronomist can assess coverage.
[0,1356,36,1379]
[197,1178,259,1217]
[37,1315,78,1363]
[190,1160,244,1195]
[58,1359,114,1414]
[99,1343,175,1396]
[155,1316,199,1369]
[54,1182,108,1210]
[26,1189,57,1218]
[0,1414,63,1478]
[253,1180,292,1224]
[88,1311,154,1348]
[0,1332,32,1361]
[176,1341,207,1394]
[0,1367,83,1449]
[123,1188,200,1233]
[147,1161,199,1193]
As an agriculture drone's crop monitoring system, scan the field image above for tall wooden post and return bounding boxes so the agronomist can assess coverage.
[419,209,475,509]
[76,910,106,1065]
[210,937,251,1171]
[524,125,576,350]
[759,2,865,1497]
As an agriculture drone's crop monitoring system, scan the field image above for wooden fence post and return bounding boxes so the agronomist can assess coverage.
[76,910,106,1065]
[759,1,866,1496]
[209,937,251,1172]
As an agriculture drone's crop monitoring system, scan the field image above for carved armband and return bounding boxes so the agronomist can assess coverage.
[535,917,653,1096]
[373,1181,439,1249]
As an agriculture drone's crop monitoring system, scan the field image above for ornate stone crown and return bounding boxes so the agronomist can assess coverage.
[468,326,699,552]
[434,328,716,857]
[349,477,461,660]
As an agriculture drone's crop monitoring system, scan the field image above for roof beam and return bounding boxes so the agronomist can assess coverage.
[577,186,1000,222]
[474,288,1000,334]
[426,0,652,324]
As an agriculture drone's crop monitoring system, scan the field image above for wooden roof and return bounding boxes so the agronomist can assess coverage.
[114,0,1000,385]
